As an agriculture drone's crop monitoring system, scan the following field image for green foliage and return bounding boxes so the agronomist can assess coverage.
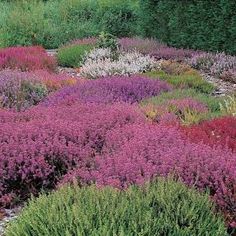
[144,70,215,94]
[97,31,118,52]
[6,179,227,236]
[0,0,139,49]
[220,95,236,116]
[57,44,94,68]
[139,0,236,54]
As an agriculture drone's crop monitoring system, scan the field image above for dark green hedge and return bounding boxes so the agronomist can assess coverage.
[139,0,236,54]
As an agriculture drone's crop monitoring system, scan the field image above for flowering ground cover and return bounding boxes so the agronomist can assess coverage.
[0,37,236,235]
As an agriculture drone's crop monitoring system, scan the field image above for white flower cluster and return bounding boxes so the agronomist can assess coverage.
[80,49,160,79]
[84,48,112,61]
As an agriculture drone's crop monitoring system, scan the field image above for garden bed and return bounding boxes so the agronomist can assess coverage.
[0,36,236,236]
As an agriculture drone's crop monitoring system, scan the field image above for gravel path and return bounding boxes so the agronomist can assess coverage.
[201,72,236,96]
[0,208,21,236]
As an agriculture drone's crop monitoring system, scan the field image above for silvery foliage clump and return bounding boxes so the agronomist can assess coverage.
[80,48,160,79]
[84,48,113,61]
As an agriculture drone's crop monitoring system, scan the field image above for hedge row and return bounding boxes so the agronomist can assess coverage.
[139,0,236,54]
[0,0,235,53]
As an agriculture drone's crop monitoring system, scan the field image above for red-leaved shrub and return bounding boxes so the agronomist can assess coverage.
[0,46,56,72]
[182,117,236,153]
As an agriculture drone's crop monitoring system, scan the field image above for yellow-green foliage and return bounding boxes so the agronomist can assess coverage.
[220,95,236,116]
[6,179,227,236]
[144,70,215,94]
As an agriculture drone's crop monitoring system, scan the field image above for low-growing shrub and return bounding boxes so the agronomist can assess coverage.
[97,31,118,52]
[160,60,193,75]
[119,37,164,54]
[220,95,236,116]
[43,75,171,106]
[144,70,214,94]
[0,70,75,111]
[183,116,236,153]
[141,89,223,115]
[80,50,158,79]
[150,47,196,61]
[6,179,227,236]
[0,46,56,72]
[142,98,208,125]
[61,123,236,226]
[219,69,236,83]
[83,47,113,61]
[0,103,145,206]
[57,44,94,68]
[0,70,48,111]
[189,52,236,81]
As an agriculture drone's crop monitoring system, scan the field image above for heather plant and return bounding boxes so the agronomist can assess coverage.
[220,69,236,83]
[61,123,236,226]
[188,53,215,71]
[160,60,193,75]
[0,70,74,111]
[0,103,145,206]
[83,48,112,61]
[57,44,94,68]
[144,70,215,94]
[189,52,236,81]
[141,89,223,115]
[0,46,56,72]
[150,47,196,61]
[0,70,49,111]
[182,116,236,153]
[220,95,236,116]
[142,98,208,125]
[119,37,164,54]
[80,51,158,79]
[43,75,171,106]
[6,179,227,236]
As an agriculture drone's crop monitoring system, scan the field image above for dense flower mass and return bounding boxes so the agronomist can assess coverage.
[189,52,236,82]
[182,116,236,152]
[43,75,171,106]
[80,50,159,79]
[150,47,196,61]
[0,36,236,232]
[0,103,145,206]
[60,123,236,225]
[0,46,56,72]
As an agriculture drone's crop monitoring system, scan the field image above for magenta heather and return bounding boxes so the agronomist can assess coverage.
[43,75,172,106]
[0,103,145,206]
[61,123,236,225]
[0,46,56,72]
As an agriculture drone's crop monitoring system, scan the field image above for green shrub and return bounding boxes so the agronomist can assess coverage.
[0,0,139,49]
[144,70,215,94]
[97,31,118,52]
[57,44,94,67]
[139,0,236,54]
[6,179,226,236]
